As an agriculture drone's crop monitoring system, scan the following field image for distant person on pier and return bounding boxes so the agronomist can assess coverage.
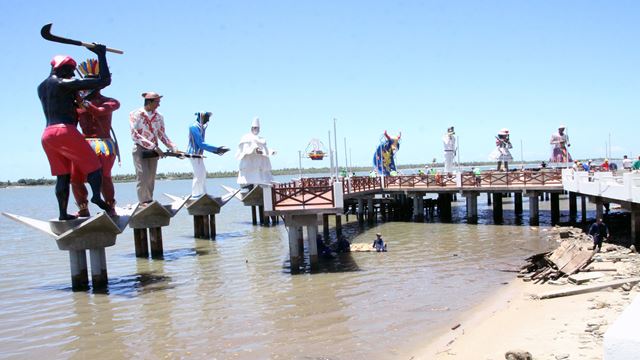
[372,233,387,252]
[442,126,457,174]
[236,117,275,189]
[549,125,571,164]
[588,218,610,252]
[70,59,120,217]
[489,128,513,171]
[600,159,610,171]
[187,112,228,198]
[472,167,482,186]
[622,155,632,170]
[633,156,640,171]
[38,45,114,220]
[582,160,592,172]
[129,92,181,203]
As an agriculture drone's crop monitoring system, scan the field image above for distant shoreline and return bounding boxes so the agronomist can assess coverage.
[0,159,607,188]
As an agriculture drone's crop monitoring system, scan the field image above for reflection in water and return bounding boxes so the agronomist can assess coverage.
[0,179,568,359]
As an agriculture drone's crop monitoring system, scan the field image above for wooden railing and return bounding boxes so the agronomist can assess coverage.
[385,174,457,187]
[342,176,382,194]
[272,180,335,209]
[461,170,563,187]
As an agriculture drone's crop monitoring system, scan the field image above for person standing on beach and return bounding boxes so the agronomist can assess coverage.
[187,112,228,198]
[489,128,513,171]
[549,125,571,164]
[38,45,114,220]
[70,59,120,217]
[129,92,180,203]
[442,126,456,174]
[236,117,275,189]
[588,218,610,252]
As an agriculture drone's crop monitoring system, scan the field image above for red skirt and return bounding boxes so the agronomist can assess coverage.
[41,124,101,176]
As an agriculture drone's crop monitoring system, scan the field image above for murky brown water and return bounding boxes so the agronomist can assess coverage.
[0,178,579,359]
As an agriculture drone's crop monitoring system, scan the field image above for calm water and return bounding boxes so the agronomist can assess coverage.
[0,176,574,359]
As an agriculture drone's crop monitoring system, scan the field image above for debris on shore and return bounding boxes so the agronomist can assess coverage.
[519,226,640,296]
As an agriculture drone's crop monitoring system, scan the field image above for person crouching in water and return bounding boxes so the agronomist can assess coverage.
[372,233,387,252]
[38,45,114,220]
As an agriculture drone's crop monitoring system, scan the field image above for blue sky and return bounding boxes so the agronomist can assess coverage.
[0,1,638,181]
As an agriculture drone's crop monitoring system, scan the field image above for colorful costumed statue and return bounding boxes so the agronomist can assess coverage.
[187,112,229,198]
[489,128,513,171]
[70,59,120,217]
[549,125,572,164]
[38,44,114,220]
[372,131,401,176]
[236,117,275,188]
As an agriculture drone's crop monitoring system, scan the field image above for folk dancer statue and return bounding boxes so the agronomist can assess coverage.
[442,126,456,174]
[549,125,572,164]
[129,92,180,203]
[236,117,275,188]
[373,131,401,176]
[489,128,513,171]
[70,59,120,217]
[38,44,114,220]
[187,112,228,198]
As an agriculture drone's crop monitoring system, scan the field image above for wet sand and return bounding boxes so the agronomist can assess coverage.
[413,252,639,360]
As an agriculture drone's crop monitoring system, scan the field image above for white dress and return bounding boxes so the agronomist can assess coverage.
[236,132,274,186]
[442,134,456,173]
[489,139,513,162]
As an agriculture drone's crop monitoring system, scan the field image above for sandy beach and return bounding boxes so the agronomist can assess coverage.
[413,231,640,360]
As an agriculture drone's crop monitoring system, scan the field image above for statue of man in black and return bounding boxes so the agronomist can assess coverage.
[38,44,114,220]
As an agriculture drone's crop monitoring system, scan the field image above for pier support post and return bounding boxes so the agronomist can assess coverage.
[193,216,202,238]
[202,216,210,239]
[631,205,640,248]
[464,193,478,223]
[357,198,364,224]
[595,197,604,220]
[367,198,375,224]
[487,192,492,205]
[335,215,343,238]
[288,225,302,273]
[528,192,540,226]
[413,194,425,222]
[514,193,523,215]
[149,227,164,259]
[492,193,503,224]
[251,206,257,225]
[69,250,89,291]
[438,193,452,222]
[258,205,265,226]
[133,228,149,258]
[89,248,108,290]
[581,195,588,223]
[550,193,560,225]
[307,225,319,270]
[569,192,577,222]
[322,214,330,241]
[209,214,216,238]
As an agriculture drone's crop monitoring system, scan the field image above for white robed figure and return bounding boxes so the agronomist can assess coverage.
[236,117,274,186]
[442,126,457,173]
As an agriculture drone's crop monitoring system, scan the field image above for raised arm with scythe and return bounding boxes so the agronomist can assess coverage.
[41,23,124,54]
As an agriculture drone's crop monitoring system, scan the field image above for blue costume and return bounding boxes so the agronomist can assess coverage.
[372,131,401,176]
[187,112,225,197]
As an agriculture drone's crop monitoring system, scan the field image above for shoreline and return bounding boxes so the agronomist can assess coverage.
[409,243,640,360]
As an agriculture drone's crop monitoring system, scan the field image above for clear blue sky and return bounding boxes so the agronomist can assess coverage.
[1,1,638,181]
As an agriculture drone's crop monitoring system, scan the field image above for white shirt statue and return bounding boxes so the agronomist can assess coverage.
[236,117,274,186]
[442,127,456,173]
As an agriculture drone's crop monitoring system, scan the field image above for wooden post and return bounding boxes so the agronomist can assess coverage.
[89,248,108,290]
[297,226,304,258]
[307,225,319,270]
[322,214,330,241]
[335,215,343,238]
[209,214,216,239]
[550,193,560,225]
[133,228,149,258]
[631,205,640,248]
[514,192,523,215]
[193,216,202,238]
[569,192,577,222]
[492,192,503,224]
[529,193,539,226]
[357,198,364,225]
[271,216,278,226]
[581,195,587,223]
[251,206,257,225]
[149,227,164,259]
[487,192,492,205]
[258,205,265,226]
[69,250,89,291]
[465,193,478,223]
[438,193,452,222]
[288,225,301,273]
[202,215,210,239]
[367,198,375,224]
